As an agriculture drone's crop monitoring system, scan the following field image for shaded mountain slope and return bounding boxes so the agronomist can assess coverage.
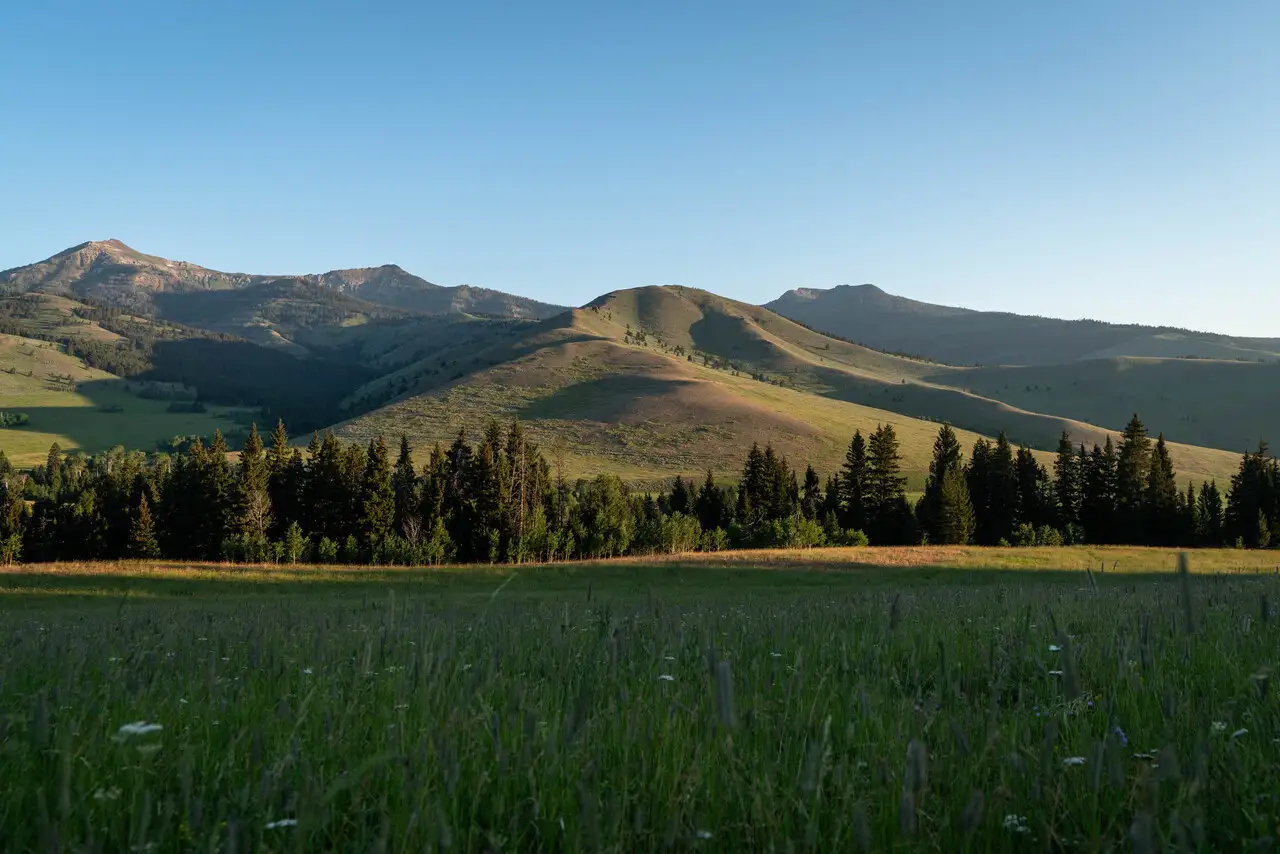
[768,284,1280,366]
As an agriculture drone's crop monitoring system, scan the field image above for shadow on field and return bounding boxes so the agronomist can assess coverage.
[0,558,1242,605]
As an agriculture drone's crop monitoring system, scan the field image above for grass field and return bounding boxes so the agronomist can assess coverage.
[0,333,251,465]
[3,548,1280,850]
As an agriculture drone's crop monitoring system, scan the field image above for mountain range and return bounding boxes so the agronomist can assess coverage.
[1,240,1275,484]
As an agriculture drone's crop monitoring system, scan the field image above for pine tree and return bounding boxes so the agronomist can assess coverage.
[1081,438,1118,544]
[45,442,62,486]
[1143,434,1180,545]
[966,439,992,540]
[976,432,1018,545]
[1052,431,1081,529]
[1196,481,1224,546]
[391,435,419,539]
[1226,443,1279,548]
[236,423,271,541]
[866,424,913,544]
[1014,446,1050,529]
[738,443,767,521]
[360,437,395,548]
[935,466,975,545]
[839,431,868,533]
[800,465,822,520]
[695,470,730,532]
[130,494,160,559]
[918,424,963,543]
[1115,414,1152,539]
[666,475,691,516]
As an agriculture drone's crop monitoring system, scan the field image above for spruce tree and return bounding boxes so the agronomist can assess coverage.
[839,432,868,533]
[1196,481,1224,546]
[695,470,730,532]
[1014,446,1050,529]
[918,424,963,543]
[236,423,271,541]
[360,437,395,548]
[1052,431,1081,529]
[1081,439,1118,544]
[935,466,976,545]
[1115,414,1152,539]
[980,432,1018,545]
[391,435,419,539]
[800,465,822,520]
[130,494,161,559]
[966,439,992,541]
[666,475,691,516]
[866,425,912,544]
[1143,434,1179,545]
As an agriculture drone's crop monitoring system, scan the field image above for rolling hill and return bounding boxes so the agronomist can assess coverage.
[0,242,1267,487]
[768,283,1280,366]
[331,285,1246,487]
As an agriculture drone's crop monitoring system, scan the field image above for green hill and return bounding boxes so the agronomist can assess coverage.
[332,286,1245,486]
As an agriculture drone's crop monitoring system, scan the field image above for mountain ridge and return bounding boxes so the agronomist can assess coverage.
[767,283,1280,365]
[0,240,565,321]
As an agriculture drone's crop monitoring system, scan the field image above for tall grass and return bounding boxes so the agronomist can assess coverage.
[2,562,1278,850]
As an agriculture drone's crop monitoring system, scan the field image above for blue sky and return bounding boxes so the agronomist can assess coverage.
[1,1,1277,334]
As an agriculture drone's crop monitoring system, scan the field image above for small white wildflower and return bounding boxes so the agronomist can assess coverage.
[1232,728,1249,739]
[1003,814,1030,834]
[770,652,782,658]
[1049,644,1061,652]
[93,786,122,801]
[1048,670,1063,676]
[178,698,188,705]
[108,656,121,663]
[658,674,675,682]
[1134,751,1156,760]
[696,830,714,840]
[1212,721,1227,733]
[559,818,565,831]
[137,743,161,756]
[196,637,207,642]
[664,655,675,661]
[1062,756,1086,767]
[462,664,472,671]
[117,721,163,737]
[302,668,313,675]
[264,819,297,830]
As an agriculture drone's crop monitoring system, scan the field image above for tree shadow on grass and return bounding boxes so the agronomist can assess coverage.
[2,560,1268,605]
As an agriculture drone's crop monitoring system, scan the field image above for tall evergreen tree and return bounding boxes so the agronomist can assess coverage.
[800,465,822,521]
[130,494,160,559]
[935,466,976,545]
[1014,446,1051,529]
[1143,434,1180,546]
[974,432,1018,545]
[236,423,271,541]
[695,470,731,532]
[839,431,868,533]
[1081,438,1118,544]
[360,437,395,549]
[1226,443,1278,548]
[866,424,914,544]
[1115,414,1152,537]
[1196,481,1224,546]
[918,424,963,543]
[391,435,419,540]
[1053,431,1082,529]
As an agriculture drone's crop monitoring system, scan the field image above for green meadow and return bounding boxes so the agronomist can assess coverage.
[2,550,1279,850]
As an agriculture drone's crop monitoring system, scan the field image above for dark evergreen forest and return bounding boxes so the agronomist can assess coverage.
[1,413,1277,566]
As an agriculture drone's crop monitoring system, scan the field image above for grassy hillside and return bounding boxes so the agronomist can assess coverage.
[768,283,1280,366]
[332,287,1244,486]
[929,358,1280,454]
[0,333,251,465]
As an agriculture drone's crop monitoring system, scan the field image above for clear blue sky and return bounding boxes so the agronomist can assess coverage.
[2,1,1277,334]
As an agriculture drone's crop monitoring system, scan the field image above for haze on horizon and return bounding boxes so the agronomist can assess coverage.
[2,1,1277,336]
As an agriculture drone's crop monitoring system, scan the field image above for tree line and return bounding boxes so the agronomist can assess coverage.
[0,413,1276,566]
